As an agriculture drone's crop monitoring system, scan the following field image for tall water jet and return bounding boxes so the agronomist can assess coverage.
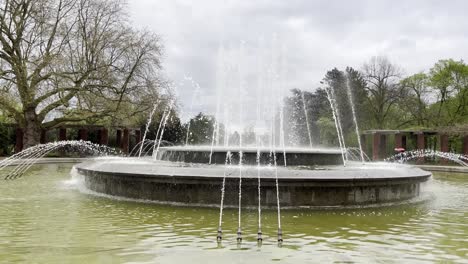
[345,76,365,163]
[152,109,168,155]
[217,150,232,241]
[210,51,225,163]
[329,86,347,161]
[281,51,288,167]
[184,77,201,146]
[153,102,174,159]
[256,147,262,242]
[236,41,245,243]
[301,90,314,148]
[325,87,347,166]
[208,121,218,164]
[279,96,287,166]
[255,38,265,242]
[272,150,283,243]
[214,46,226,147]
[139,102,159,157]
[272,37,284,242]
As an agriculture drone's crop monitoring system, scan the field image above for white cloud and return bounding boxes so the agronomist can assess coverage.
[128,0,468,121]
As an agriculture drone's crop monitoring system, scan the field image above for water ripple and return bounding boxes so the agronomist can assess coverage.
[0,164,467,263]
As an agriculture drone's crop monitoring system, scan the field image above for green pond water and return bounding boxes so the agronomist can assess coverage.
[0,164,467,263]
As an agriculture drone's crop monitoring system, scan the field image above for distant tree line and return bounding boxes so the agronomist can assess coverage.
[284,56,468,147]
[177,57,467,149]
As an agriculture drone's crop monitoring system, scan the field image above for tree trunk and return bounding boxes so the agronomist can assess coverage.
[23,108,42,149]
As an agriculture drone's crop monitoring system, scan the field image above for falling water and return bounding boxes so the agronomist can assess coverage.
[222,103,230,149]
[301,90,313,148]
[139,103,159,157]
[272,151,283,243]
[216,44,232,241]
[236,150,243,243]
[256,148,262,242]
[0,141,117,179]
[325,87,347,166]
[184,121,192,146]
[255,38,264,242]
[385,149,468,166]
[153,109,168,155]
[131,140,153,156]
[131,140,173,157]
[329,86,347,160]
[209,49,224,162]
[279,101,287,166]
[237,153,243,241]
[212,46,225,148]
[209,118,218,164]
[345,77,365,163]
[216,150,232,241]
[346,147,371,162]
[184,77,201,146]
[152,117,165,156]
[213,38,289,242]
[236,41,245,243]
[255,86,262,242]
[153,103,173,159]
[215,47,232,235]
[270,37,284,242]
[2,144,63,179]
[278,42,288,167]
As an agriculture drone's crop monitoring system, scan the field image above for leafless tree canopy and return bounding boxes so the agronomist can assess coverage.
[362,56,403,128]
[0,0,165,146]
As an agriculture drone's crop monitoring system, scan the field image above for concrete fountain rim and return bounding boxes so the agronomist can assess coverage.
[157,145,343,154]
[73,157,432,208]
[74,157,432,184]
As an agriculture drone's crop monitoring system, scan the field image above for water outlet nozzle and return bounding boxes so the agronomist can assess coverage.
[257,230,263,241]
[237,228,242,242]
[278,228,283,242]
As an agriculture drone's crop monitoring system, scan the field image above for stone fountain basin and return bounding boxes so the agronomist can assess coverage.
[75,157,431,208]
[156,146,344,166]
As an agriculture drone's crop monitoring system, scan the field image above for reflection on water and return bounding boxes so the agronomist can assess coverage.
[0,164,467,263]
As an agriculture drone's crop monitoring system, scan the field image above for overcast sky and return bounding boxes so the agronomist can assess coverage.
[128,0,468,121]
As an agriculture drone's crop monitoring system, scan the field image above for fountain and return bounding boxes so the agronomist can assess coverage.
[70,42,428,210]
[74,152,430,208]
[0,40,433,244]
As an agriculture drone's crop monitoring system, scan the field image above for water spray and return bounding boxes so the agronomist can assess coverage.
[0,141,117,180]
[345,75,365,163]
[325,87,347,166]
[139,102,159,157]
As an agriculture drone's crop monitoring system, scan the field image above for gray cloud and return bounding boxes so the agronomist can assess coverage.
[129,0,468,121]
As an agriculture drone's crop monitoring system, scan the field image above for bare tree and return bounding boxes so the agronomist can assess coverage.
[0,0,164,147]
[362,56,403,128]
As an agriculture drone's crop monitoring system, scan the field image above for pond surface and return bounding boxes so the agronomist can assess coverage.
[0,164,467,263]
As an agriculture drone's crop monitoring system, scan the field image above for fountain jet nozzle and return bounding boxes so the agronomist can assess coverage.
[237,227,242,242]
[216,228,222,241]
[277,228,283,242]
[257,230,262,241]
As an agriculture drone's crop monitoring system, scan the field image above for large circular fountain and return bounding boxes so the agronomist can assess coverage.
[74,146,431,208]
